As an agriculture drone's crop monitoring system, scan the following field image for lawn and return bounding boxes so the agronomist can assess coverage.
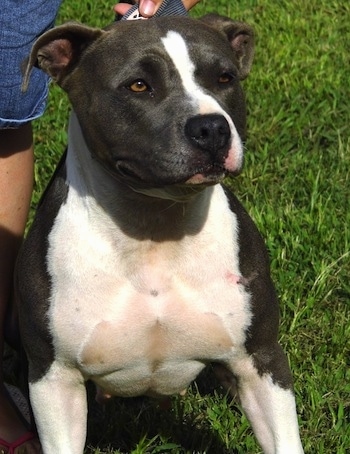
[30,0,349,452]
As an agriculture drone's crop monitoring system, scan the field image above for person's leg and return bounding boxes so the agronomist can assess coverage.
[0,123,37,447]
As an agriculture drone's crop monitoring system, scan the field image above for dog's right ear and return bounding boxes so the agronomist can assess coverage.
[200,13,255,80]
[22,23,104,91]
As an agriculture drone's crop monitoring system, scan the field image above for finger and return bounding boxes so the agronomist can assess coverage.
[138,0,159,17]
[113,3,133,15]
[182,0,201,9]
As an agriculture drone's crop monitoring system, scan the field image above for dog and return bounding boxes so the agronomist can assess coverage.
[17,13,304,453]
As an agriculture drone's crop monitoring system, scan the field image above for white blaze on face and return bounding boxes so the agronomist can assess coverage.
[161,31,243,173]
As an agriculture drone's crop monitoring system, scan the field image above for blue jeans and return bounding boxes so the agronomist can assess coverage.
[0,0,62,128]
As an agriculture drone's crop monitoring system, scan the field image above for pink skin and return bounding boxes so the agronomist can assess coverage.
[225,271,242,285]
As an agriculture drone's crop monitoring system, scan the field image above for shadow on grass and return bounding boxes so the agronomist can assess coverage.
[85,370,242,454]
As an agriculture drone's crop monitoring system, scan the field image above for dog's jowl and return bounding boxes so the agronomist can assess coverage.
[17,14,304,453]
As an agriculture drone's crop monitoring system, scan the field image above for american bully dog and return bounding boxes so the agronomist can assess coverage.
[17,13,304,453]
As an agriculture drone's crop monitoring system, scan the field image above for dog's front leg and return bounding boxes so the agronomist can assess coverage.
[219,348,304,454]
[29,363,87,454]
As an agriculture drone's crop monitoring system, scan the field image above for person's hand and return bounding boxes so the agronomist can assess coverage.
[114,0,201,19]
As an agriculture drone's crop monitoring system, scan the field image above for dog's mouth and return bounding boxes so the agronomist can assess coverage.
[117,163,226,186]
[184,163,232,186]
[112,158,236,188]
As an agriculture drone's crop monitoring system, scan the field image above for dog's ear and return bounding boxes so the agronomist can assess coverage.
[22,23,104,91]
[200,13,254,80]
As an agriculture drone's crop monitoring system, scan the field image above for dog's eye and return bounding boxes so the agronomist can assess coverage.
[127,79,150,93]
[218,72,235,84]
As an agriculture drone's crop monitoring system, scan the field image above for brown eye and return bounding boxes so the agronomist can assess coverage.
[218,73,235,84]
[128,79,149,93]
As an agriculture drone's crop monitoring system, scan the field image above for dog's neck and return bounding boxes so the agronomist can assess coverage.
[65,112,215,241]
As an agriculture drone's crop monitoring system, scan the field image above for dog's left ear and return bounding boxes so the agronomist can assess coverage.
[22,22,104,91]
[200,13,254,80]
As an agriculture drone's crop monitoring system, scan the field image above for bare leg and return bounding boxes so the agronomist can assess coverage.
[0,124,40,450]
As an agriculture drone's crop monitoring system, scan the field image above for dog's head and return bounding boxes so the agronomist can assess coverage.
[23,14,254,189]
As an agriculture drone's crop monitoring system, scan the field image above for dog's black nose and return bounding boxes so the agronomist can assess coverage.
[185,114,231,154]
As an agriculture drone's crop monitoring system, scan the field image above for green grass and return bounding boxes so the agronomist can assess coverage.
[30,0,349,452]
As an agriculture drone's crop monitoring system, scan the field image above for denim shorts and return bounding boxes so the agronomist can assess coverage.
[0,0,62,129]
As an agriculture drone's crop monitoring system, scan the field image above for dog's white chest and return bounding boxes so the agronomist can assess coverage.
[47,183,251,397]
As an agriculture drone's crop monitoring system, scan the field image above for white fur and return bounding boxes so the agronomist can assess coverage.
[229,356,304,454]
[29,363,87,454]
